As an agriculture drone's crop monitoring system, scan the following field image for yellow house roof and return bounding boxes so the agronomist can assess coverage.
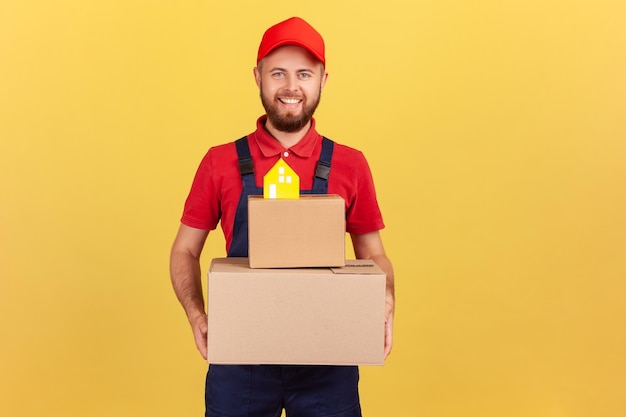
[263,159,300,199]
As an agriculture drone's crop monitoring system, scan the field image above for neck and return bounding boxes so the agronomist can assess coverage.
[264,119,312,148]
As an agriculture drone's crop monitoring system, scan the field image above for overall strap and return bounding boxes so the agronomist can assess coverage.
[229,136,261,258]
[235,136,254,176]
[311,137,335,193]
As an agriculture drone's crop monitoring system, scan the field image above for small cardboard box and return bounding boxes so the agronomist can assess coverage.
[248,195,345,268]
[207,257,386,365]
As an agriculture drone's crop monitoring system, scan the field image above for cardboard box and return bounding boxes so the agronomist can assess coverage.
[248,195,345,268]
[207,257,386,365]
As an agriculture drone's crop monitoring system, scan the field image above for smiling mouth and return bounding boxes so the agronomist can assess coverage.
[279,98,302,104]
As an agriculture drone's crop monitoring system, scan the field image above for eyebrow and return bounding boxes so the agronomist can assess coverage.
[268,67,315,73]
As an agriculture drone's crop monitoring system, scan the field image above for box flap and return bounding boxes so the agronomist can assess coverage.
[248,194,345,202]
[331,259,384,275]
[210,258,385,276]
[210,257,249,272]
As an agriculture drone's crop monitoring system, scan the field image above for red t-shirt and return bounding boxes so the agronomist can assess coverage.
[181,116,385,252]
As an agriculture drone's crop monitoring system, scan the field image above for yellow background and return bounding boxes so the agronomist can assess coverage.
[1,1,625,416]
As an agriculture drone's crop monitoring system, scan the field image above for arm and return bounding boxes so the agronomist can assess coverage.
[350,231,395,359]
[170,224,210,359]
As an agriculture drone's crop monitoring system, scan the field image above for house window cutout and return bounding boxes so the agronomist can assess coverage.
[264,159,300,199]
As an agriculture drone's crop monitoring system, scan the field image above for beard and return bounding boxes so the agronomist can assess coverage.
[260,84,322,133]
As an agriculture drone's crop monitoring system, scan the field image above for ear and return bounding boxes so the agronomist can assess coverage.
[320,71,329,90]
[253,66,261,88]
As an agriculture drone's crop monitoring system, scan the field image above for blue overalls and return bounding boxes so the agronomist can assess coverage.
[205,136,362,417]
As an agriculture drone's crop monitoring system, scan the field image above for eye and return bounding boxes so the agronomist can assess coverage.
[271,71,285,78]
[298,72,312,80]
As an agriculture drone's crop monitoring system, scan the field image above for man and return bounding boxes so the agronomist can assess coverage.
[170,17,395,417]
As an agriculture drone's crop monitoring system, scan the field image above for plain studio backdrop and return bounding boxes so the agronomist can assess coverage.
[1,1,625,416]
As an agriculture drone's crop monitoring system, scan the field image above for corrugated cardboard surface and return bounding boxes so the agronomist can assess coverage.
[248,195,345,268]
[207,257,386,365]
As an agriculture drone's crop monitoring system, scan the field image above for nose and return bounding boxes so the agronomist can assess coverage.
[284,73,299,92]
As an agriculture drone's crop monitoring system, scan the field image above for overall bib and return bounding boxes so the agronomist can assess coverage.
[228,136,334,258]
[205,136,362,417]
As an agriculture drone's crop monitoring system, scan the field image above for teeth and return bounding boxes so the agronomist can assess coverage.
[280,98,301,104]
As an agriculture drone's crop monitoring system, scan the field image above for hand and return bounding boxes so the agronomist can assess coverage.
[384,300,394,359]
[190,313,208,360]
[348,231,395,360]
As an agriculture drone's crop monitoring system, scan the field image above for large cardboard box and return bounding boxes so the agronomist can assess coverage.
[207,257,386,365]
[248,195,345,268]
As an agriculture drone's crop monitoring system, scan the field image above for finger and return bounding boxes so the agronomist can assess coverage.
[384,321,393,358]
[196,333,208,360]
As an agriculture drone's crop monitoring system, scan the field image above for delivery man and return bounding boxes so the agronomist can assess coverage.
[170,16,395,417]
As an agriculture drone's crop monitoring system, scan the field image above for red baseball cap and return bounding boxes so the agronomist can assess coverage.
[257,17,325,65]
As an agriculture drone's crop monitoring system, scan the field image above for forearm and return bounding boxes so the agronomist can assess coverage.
[351,231,395,358]
[169,224,210,358]
[370,253,395,312]
[351,231,395,309]
[170,249,206,323]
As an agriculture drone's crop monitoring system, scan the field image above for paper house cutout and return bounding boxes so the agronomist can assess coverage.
[263,159,300,199]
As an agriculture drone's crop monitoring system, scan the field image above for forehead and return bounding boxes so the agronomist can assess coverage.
[260,45,323,70]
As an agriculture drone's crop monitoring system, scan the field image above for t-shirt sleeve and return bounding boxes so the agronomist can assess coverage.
[180,149,221,230]
[343,151,385,235]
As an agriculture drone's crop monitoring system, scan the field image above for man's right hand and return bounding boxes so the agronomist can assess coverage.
[190,312,208,360]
